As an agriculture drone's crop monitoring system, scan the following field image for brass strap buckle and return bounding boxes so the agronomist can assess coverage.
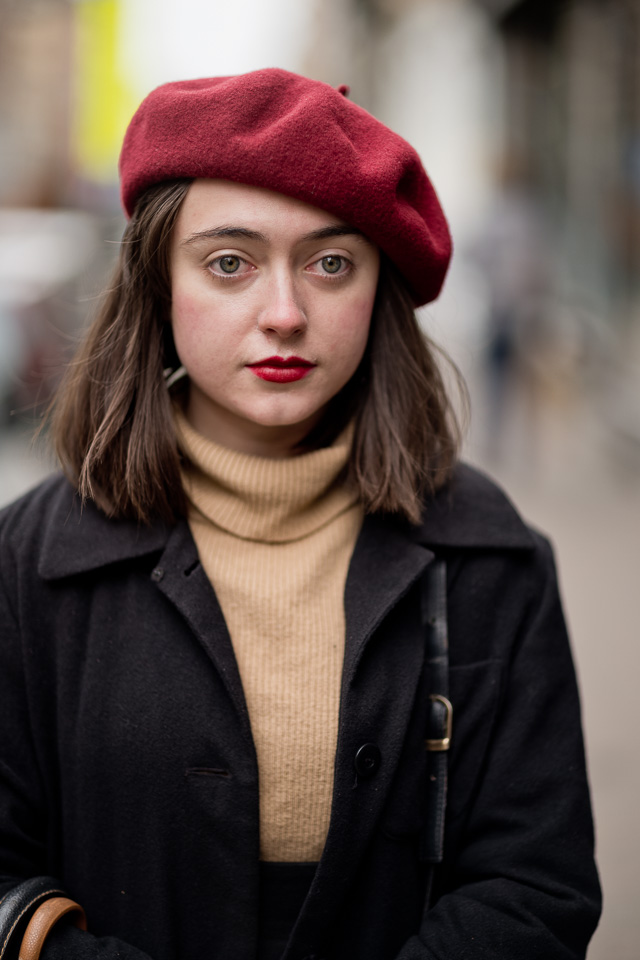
[425,694,453,752]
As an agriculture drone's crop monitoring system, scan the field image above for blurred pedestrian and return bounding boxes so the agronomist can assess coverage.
[470,153,552,464]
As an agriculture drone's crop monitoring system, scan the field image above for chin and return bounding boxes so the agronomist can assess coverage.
[242,399,326,430]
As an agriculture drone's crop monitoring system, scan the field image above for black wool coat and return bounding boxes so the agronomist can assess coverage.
[0,465,601,960]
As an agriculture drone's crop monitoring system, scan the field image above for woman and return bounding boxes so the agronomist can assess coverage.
[0,69,600,960]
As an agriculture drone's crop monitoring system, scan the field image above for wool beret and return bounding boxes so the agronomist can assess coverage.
[119,68,451,305]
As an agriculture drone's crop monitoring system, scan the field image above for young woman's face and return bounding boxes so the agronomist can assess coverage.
[170,179,380,456]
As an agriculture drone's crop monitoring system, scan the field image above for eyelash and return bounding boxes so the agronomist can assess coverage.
[206,254,354,281]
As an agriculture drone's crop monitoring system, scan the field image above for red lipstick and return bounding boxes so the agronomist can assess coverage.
[247,356,315,383]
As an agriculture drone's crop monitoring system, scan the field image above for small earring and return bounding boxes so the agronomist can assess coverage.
[163,365,187,388]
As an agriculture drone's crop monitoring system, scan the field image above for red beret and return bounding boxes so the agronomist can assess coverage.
[119,68,451,305]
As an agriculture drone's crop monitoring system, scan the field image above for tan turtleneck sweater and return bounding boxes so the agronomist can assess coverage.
[175,412,364,862]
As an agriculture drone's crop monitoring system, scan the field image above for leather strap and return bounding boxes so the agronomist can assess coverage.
[19,898,86,960]
[0,879,64,960]
[420,559,451,868]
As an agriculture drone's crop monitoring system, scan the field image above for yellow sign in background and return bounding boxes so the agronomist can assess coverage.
[72,0,137,184]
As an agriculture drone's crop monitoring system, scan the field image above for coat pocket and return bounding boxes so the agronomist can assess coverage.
[446,658,504,823]
[380,659,504,840]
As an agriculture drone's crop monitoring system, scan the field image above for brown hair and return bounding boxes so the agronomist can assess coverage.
[51,179,467,526]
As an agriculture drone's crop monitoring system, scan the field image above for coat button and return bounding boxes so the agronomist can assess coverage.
[151,567,164,582]
[354,743,381,778]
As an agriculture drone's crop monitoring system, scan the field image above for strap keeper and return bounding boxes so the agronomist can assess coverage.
[425,694,453,752]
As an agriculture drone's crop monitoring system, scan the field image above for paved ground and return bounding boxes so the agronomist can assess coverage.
[1,386,638,957]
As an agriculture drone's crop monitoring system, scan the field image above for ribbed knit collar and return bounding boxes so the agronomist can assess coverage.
[175,410,359,544]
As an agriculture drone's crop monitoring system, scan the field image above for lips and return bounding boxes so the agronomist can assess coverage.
[247,356,316,383]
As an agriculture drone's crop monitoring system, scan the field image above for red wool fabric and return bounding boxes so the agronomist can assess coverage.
[119,68,452,305]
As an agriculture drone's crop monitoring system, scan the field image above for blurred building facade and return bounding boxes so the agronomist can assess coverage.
[484,0,640,460]
[487,0,640,326]
[0,0,74,208]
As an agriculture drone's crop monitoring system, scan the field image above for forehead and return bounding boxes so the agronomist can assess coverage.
[175,178,363,241]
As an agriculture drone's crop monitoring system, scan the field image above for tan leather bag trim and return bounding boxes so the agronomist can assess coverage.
[18,897,86,960]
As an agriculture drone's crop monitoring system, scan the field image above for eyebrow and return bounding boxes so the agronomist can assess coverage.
[181,224,367,246]
[301,225,366,243]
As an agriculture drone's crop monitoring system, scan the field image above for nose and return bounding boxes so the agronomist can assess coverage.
[256,272,307,339]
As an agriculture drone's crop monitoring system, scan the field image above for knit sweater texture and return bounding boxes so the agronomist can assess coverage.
[176,411,364,861]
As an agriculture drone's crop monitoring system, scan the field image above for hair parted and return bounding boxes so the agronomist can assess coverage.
[51,179,467,527]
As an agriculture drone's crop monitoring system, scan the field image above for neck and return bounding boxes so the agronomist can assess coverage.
[175,408,358,544]
[185,392,325,459]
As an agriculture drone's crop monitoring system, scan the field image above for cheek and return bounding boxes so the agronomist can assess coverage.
[331,293,375,360]
[170,288,232,367]
[171,289,207,345]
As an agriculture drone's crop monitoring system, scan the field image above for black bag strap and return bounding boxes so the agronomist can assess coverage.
[419,559,452,882]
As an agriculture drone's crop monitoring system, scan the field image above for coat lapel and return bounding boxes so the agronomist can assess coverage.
[288,513,434,955]
[342,512,435,687]
[152,520,254,744]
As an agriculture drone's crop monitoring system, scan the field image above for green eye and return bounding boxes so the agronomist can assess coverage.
[321,256,343,274]
[218,256,241,273]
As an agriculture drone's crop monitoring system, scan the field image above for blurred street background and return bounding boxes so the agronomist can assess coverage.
[0,0,639,955]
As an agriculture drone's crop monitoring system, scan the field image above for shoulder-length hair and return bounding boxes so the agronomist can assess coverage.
[51,179,467,526]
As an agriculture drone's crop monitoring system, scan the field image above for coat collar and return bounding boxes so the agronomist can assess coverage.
[36,461,534,581]
[37,477,169,581]
[413,462,536,551]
